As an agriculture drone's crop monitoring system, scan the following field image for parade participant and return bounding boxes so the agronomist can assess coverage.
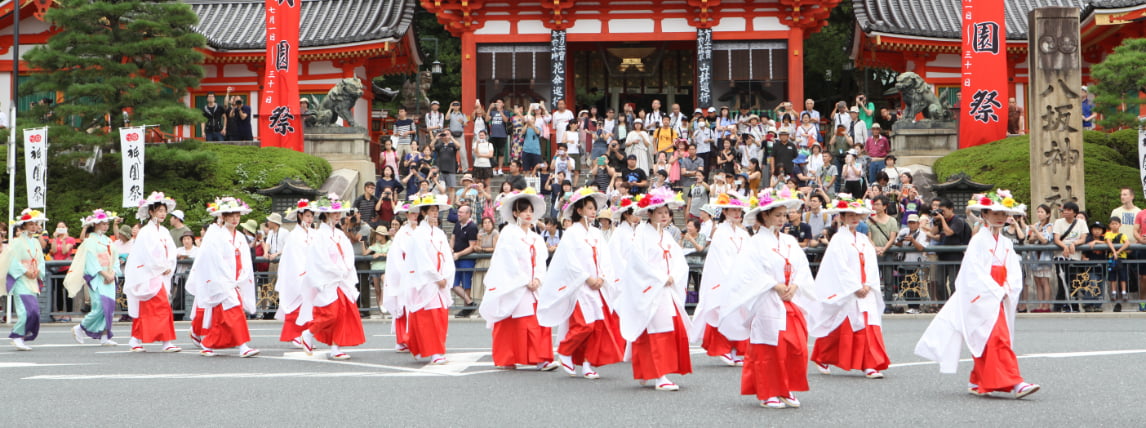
[185,197,259,358]
[807,194,889,378]
[478,188,559,370]
[1,209,47,350]
[300,195,366,360]
[66,209,121,346]
[539,187,624,379]
[405,194,455,365]
[124,192,182,353]
[274,200,317,353]
[915,190,1040,398]
[617,188,692,391]
[382,202,416,352]
[689,193,752,366]
[718,188,816,409]
[603,196,637,351]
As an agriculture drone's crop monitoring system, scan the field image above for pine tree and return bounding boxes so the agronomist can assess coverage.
[1089,38,1146,130]
[20,0,206,157]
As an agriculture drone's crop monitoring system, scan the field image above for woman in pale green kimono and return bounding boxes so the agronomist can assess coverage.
[67,209,121,346]
[1,208,48,351]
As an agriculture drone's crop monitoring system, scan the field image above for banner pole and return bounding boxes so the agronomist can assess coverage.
[5,110,14,325]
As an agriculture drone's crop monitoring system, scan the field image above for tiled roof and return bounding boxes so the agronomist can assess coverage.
[187,0,414,51]
[853,0,1146,40]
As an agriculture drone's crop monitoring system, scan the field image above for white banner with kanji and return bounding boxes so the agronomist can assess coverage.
[120,127,145,208]
[23,128,47,209]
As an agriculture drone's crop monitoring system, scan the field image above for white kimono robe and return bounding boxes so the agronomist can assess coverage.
[688,221,750,342]
[717,228,817,345]
[615,222,691,342]
[538,222,615,327]
[406,223,455,313]
[605,220,638,309]
[478,225,548,328]
[185,226,256,326]
[915,228,1023,373]
[302,222,360,319]
[123,220,177,318]
[381,224,415,317]
[806,228,884,338]
[274,225,315,322]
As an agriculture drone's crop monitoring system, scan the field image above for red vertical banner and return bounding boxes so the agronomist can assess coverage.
[958,0,1008,148]
[261,0,302,150]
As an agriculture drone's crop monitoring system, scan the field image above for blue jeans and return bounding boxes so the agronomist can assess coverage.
[868,159,886,184]
[205,131,225,142]
[453,259,476,290]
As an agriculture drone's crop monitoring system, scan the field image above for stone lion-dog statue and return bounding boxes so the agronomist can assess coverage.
[894,72,953,122]
[310,77,365,127]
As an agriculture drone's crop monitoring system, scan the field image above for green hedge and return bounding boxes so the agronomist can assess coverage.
[932,132,1139,220]
[4,142,330,233]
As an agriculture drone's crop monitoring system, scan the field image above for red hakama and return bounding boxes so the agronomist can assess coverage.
[191,304,252,350]
[971,265,1023,393]
[630,307,692,380]
[491,303,554,366]
[741,301,809,399]
[394,313,409,347]
[279,309,311,342]
[557,302,624,366]
[311,289,366,347]
[131,287,177,343]
[702,324,749,357]
[407,307,448,358]
[811,312,890,371]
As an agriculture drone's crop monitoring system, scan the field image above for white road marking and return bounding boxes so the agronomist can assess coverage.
[0,362,90,368]
[889,348,1146,369]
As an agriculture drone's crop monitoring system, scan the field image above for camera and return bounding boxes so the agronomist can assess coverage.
[931,209,943,217]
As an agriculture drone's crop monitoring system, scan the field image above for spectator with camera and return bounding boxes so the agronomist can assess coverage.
[930,199,970,300]
[895,214,929,313]
[1052,201,1086,312]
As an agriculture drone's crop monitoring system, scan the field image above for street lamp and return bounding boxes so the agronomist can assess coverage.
[414,36,443,145]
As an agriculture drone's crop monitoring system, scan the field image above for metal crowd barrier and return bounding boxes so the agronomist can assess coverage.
[6,244,1146,323]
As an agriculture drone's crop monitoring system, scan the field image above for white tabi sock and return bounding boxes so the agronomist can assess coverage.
[331,345,342,354]
[582,361,595,373]
[161,341,175,348]
[239,343,252,353]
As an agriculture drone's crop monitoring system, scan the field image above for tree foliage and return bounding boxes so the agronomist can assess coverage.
[373,3,461,110]
[20,0,206,156]
[1089,38,1146,129]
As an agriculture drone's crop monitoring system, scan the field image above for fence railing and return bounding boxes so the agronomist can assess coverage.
[6,244,1145,323]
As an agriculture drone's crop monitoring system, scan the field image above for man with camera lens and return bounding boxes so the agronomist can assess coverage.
[224,87,253,141]
[930,199,970,300]
[855,93,875,128]
[895,214,929,313]
[432,130,461,196]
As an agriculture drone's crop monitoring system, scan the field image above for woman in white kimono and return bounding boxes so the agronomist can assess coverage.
[2,209,47,351]
[67,209,121,346]
[915,190,1040,398]
[124,192,181,353]
[275,200,317,352]
[624,119,652,172]
[718,188,816,409]
[405,195,455,365]
[300,195,365,360]
[538,187,624,379]
[807,194,890,379]
[478,188,558,370]
[185,197,259,358]
[382,201,416,352]
[689,193,752,366]
[605,198,638,351]
[617,188,692,391]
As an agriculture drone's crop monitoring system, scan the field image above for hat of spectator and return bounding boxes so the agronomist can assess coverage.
[846,148,858,156]
[746,187,803,226]
[1089,221,1106,232]
[849,106,859,113]
[460,174,474,183]
[709,193,752,212]
[598,207,614,222]
[562,187,609,221]
[299,98,309,105]
[633,187,685,216]
[794,152,809,164]
[871,123,881,129]
[207,196,252,217]
[81,209,119,228]
[285,199,315,222]
[240,219,258,234]
[626,154,638,161]
[266,212,283,225]
[748,114,760,121]
[14,208,48,226]
[708,107,717,113]
[496,187,546,224]
[632,119,643,125]
[312,193,354,214]
[181,230,195,239]
[171,210,185,221]
[612,196,638,222]
[823,193,875,216]
[430,100,440,105]
[411,193,451,211]
[965,189,1026,216]
[700,203,721,218]
[906,214,920,223]
[136,191,177,221]
[693,108,703,115]
[374,225,389,236]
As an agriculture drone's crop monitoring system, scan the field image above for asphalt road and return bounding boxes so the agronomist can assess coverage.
[2,315,1144,427]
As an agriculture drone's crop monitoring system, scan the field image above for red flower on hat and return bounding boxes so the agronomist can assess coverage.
[620,198,632,207]
[980,197,992,206]
[637,196,651,208]
[20,213,31,221]
[297,200,308,208]
[837,201,848,209]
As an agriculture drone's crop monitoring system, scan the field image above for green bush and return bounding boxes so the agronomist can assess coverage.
[4,142,330,233]
[933,134,1138,220]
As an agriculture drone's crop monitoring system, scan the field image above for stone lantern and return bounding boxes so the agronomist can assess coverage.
[929,172,993,213]
[257,178,320,218]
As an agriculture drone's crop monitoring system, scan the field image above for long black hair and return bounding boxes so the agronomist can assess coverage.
[569,197,596,223]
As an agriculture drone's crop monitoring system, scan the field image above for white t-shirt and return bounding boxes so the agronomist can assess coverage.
[175,245,199,274]
[474,140,494,168]
[1052,218,1085,260]
[552,109,574,145]
[563,130,581,154]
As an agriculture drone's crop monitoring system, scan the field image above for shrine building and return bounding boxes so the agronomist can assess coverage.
[852,0,1146,118]
[423,0,841,117]
[1,0,420,144]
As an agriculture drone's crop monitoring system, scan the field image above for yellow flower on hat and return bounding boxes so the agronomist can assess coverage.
[1002,197,1016,208]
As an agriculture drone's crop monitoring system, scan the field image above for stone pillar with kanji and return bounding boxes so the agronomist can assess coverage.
[1028,7,1085,214]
